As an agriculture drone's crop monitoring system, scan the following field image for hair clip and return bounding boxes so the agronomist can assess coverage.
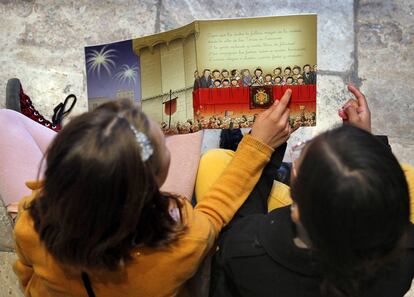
[129,124,154,162]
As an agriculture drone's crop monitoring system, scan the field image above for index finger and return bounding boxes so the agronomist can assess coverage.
[348,84,368,109]
[344,105,359,123]
[270,89,292,117]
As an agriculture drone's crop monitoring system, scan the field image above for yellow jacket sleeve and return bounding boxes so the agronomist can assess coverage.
[13,241,34,291]
[194,134,273,235]
[13,196,35,292]
[401,164,414,223]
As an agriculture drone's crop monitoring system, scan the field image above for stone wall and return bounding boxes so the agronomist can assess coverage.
[357,0,414,163]
[0,0,412,162]
[0,0,158,118]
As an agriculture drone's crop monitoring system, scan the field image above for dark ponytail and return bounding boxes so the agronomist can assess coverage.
[291,125,410,296]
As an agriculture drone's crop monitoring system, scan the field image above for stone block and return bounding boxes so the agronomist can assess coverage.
[0,252,23,297]
[160,0,354,72]
[0,0,158,115]
[0,197,14,252]
[358,0,414,163]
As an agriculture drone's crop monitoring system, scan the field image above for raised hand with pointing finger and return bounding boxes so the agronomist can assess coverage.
[250,89,293,149]
[338,84,371,133]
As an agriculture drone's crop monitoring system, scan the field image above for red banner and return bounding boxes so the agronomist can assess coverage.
[164,98,177,115]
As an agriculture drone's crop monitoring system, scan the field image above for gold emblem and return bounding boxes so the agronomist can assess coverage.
[254,89,269,105]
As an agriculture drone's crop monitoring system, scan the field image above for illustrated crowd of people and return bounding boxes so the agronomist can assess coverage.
[194,64,317,89]
[160,114,256,135]
[160,105,316,135]
[291,109,316,127]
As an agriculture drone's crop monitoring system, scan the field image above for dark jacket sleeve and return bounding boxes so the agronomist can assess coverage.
[231,142,287,219]
[375,135,391,151]
[210,215,267,297]
[209,262,239,297]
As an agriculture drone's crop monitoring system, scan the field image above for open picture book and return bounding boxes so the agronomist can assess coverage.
[85,14,317,134]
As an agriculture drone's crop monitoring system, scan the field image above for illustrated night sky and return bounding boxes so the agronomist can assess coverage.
[85,39,141,101]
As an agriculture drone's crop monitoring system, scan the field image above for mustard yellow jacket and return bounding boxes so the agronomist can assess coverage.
[13,135,274,297]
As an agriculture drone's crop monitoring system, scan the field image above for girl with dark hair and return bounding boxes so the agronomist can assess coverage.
[230,69,241,84]
[264,74,273,85]
[13,91,294,296]
[292,65,301,80]
[283,66,292,83]
[272,67,282,79]
[241,69,252,86]
[211,79,222,88]
[285,76,294,85]
[222,78,230,88]
[193,70,200,90]
[210,85,414,297]
[250,68,264,86]
[274,76,283,85]
[221,69,230,80]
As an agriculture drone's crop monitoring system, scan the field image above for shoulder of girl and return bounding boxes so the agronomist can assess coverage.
[16,181,43,216]
[401,164,414,224]
[402,163,414,191]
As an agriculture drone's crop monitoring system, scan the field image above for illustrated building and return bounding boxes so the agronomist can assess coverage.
[116,89,135,102]
[132,23,197,125]
[88,96,112,111]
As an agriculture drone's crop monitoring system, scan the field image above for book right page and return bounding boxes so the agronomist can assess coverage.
[193,14,317,129]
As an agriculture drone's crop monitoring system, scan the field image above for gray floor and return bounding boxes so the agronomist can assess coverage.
[0,0,413,296]
[0,252,21,297]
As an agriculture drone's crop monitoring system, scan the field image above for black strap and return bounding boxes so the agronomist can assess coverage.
[52,94,77,126]
[81,271,96,297]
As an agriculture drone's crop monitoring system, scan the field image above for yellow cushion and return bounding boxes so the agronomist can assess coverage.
[267,181,293,212]
[401,164,414,223]
[195,149,235,202]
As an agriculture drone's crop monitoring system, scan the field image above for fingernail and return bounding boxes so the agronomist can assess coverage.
[338,109,347,119]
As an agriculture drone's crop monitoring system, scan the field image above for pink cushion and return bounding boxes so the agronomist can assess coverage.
[0,109,55,206]
[161,131,203,200]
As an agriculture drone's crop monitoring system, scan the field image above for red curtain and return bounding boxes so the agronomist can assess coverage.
[193,85,316,114]
[195,87,250,105]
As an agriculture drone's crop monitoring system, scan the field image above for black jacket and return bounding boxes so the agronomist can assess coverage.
[210,207,414,297]
[210,138,414,297]
[303,71,316,85]
[199,76,213,88]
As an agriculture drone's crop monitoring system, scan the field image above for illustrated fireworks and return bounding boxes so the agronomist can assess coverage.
[86,45,117,77]
[85,39,144,104]
[114,64,139,85]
